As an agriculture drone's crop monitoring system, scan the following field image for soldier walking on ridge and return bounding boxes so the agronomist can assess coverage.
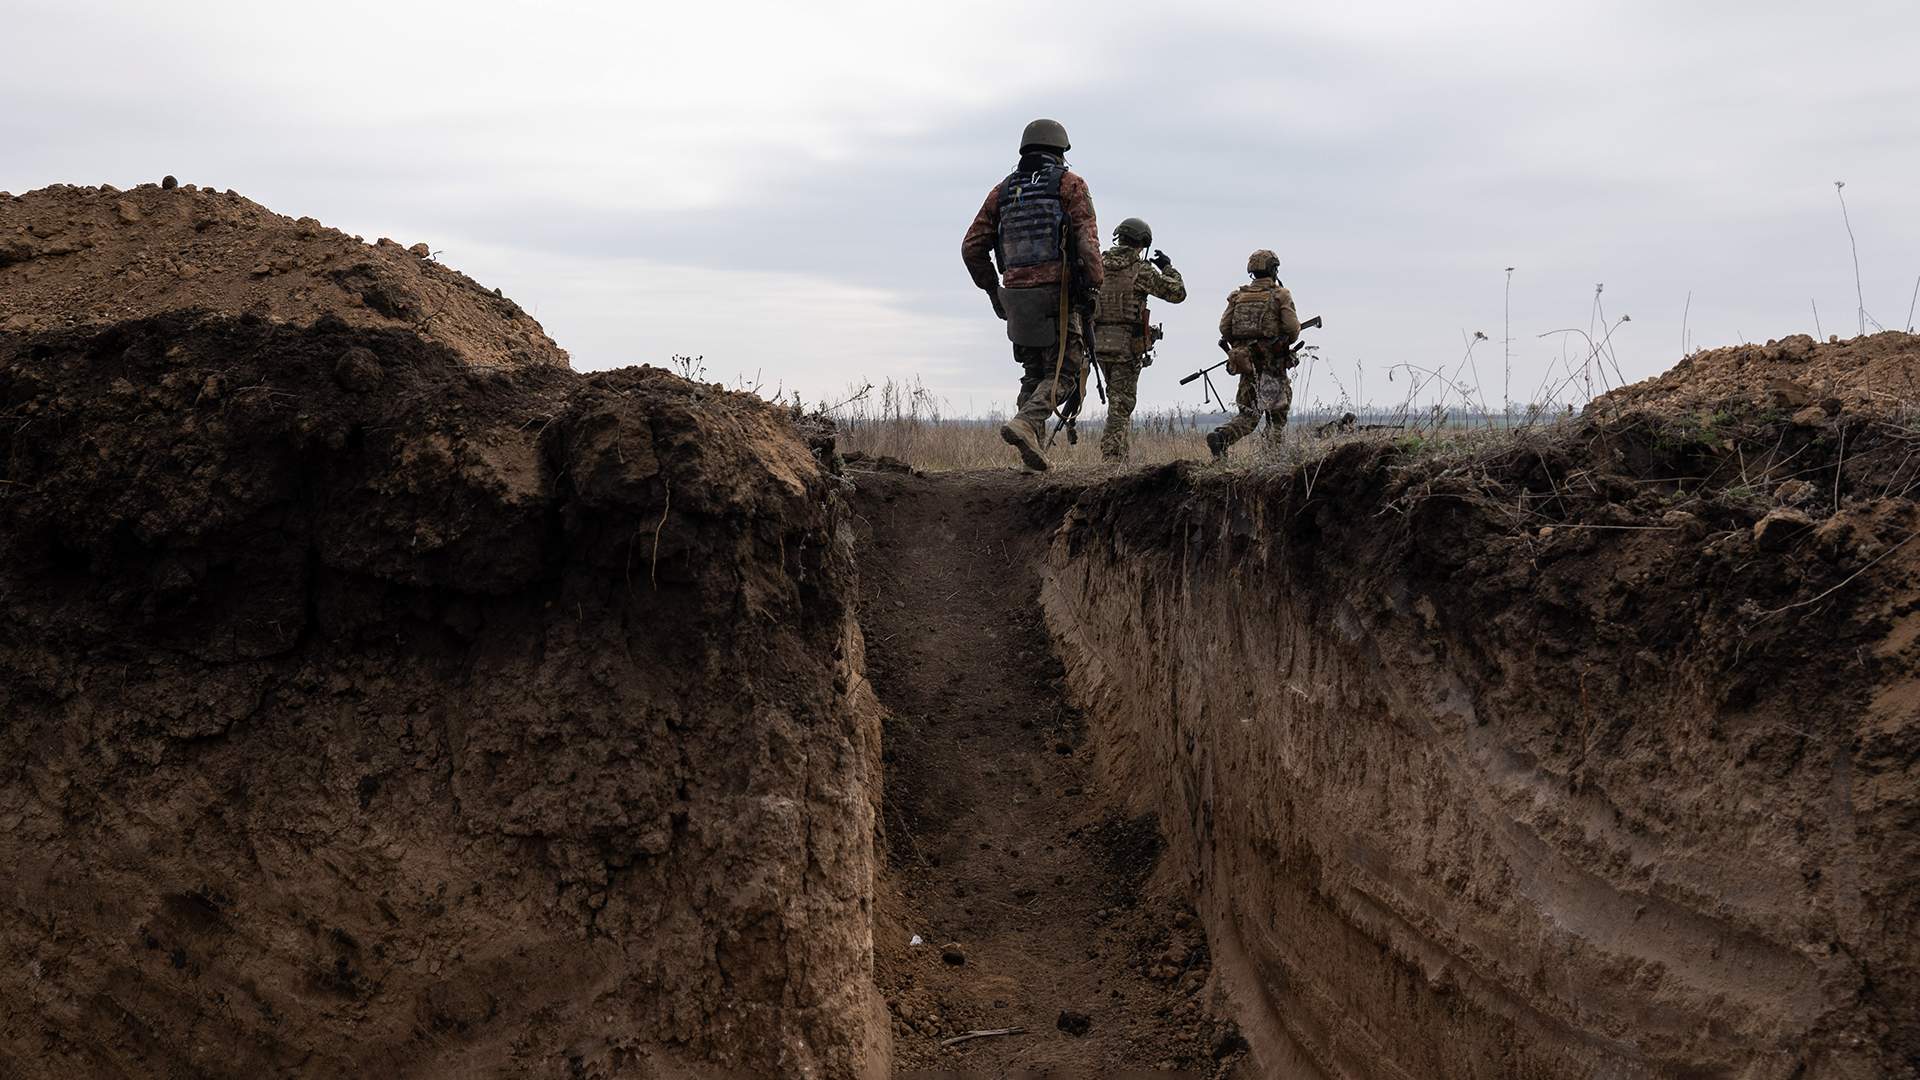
[1206,249,1301,459]
[961,118,1102,471]
[1091,217,1185,462]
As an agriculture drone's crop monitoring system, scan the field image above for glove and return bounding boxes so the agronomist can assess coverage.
[987,289,1006,321]
[1150,249,1173,271]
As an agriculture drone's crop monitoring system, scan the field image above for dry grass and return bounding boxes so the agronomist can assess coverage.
[832,379,1215,470]
[827,377,1578,473]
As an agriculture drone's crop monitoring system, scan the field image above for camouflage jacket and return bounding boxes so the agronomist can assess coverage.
[961,155,1102,296]
[1094,246,1185,324]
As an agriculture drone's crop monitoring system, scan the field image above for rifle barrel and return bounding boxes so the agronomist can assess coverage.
[1180,358,1228,385]
[1180,316,1320,387]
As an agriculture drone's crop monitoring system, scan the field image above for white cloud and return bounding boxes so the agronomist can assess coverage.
[452,239,1006,407]
[5,0,1919,415]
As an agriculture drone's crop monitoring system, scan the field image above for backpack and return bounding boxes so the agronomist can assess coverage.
[1225,282,1282,342]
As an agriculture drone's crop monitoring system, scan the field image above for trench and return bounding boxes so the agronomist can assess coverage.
[852,418,1918,1079]
[853,467,1245,1076]
[5,309,1915,1079]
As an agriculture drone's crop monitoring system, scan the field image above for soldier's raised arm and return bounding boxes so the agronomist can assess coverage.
[1139,257,1186,304]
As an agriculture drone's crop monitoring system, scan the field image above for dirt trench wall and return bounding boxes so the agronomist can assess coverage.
[0,314,885,1078]
[1041,428,1919,1079]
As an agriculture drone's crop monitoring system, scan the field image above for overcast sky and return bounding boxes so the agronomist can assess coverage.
[6,0,1919,415]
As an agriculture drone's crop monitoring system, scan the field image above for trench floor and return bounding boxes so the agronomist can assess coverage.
[852,466,1245,1077]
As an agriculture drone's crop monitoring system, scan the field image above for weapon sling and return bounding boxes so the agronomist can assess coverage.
[1045,238,1070,417]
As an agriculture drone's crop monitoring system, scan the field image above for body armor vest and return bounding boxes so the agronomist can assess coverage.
[996,163,1067,271]
[1096,250,1147,326]
[1225,282,1284,342]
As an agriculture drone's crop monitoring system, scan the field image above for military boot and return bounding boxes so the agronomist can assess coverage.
[1000,419,1050,471]
[1205,430,1227,461]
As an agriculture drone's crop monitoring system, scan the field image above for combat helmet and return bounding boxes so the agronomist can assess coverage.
[1020,118,1070,154]
[1113,217,1152,247]
[1247,249,1280,277]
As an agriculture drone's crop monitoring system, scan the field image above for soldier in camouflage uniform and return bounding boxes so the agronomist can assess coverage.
[1206,249,1302,459]
[961,118,1102,471]
[1091,217,1185,462]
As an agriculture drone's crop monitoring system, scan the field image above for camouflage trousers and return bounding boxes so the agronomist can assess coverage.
[1210,366,1292,450]
[1096,353,1143,461]
[1011,336,1084,442]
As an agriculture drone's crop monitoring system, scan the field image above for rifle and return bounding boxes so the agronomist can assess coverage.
[1049,340,1093,448]
[1179,315,1322,405]
[1047,223,1100,448]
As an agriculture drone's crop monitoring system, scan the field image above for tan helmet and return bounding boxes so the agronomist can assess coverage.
[1020,118,1070,154]
[1247,249,1280,277]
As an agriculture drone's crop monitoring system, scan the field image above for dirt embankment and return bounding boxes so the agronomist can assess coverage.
[1043,397,1920,1077]
[0,312,884,1077]
[1597,330,1920,415]
[1,183,569,370]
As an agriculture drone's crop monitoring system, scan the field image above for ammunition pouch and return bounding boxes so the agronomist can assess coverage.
[1224,345,1256,377]
[1001,286,1060,347]
[1221,337,1295,375]
[1091,323,1135,356]
[1091,319,1164,360]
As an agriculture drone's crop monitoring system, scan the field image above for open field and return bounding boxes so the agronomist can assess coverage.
[830,376,1583,471]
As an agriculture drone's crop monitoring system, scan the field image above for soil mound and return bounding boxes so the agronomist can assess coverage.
[1598,330,1920,414]
[0,183,568,370]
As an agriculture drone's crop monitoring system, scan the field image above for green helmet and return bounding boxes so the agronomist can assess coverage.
[1114,217,1152,247]
[1019,118,1070,154]
[1247,249,1280,277]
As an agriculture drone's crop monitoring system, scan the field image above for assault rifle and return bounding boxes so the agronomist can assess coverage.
[1049,327,1099,448]
[1179,315,1322,408]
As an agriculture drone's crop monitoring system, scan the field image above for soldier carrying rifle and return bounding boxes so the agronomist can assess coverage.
[960,118,1102,472]
[1205,249,1303,459]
